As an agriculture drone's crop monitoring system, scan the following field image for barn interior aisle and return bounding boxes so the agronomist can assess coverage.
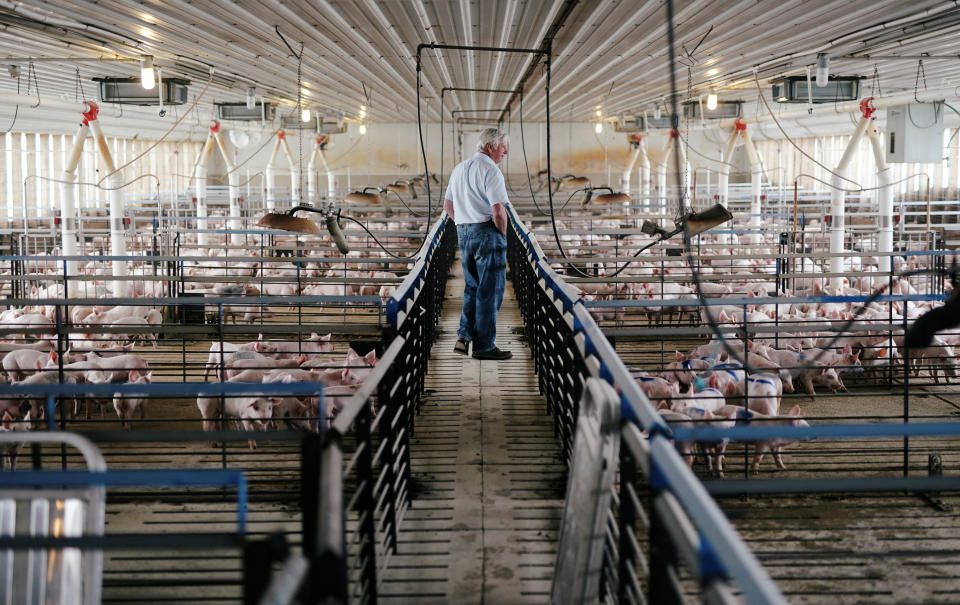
[379,258,566,604]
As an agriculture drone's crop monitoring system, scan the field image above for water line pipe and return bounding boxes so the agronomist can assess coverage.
[264,132,284,212]
[866,122,894,255]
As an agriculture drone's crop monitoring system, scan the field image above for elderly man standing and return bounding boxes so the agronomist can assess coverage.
[443,128,513,360]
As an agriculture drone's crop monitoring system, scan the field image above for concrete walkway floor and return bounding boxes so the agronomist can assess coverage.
[379,261,566,604]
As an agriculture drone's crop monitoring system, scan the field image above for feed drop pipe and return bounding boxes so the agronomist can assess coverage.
[829,113,872,292]
[740,127,765,244]
[865,112,894,255]
[87,112,128,297]
[211,122,243,246]
[716,121,746,246]
[621,136,642,199]
[264,132,284,212]
[655,136,670,227]
[279,134,300,204]
[307,136,334,204]
[189,132,216,247]
[59,105,94,280]
[638,136,651,206]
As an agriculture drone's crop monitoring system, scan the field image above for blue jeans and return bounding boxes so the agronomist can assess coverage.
[457,222,506,353]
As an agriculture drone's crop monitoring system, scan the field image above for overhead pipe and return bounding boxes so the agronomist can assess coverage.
[211,122,243,245]
[716,122,743,247]
[655,135,670,227]
[87,112,128,297]
[638,136,651,205]
[829,114,872,292]
[306,136,333,204]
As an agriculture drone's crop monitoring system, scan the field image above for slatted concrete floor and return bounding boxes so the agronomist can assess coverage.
[380,262,566,604]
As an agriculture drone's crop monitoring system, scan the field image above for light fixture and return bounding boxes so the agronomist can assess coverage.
[257,205,350,254]
[140,56,155,90]
[360,105,366,111]
[640,203,733,240]
[595,109,602,117]
[246,87,256,110]
[8,65,20,79]
[816,54,829,87]
[706,89,718,111]
[301,106,311,122]
[359,108,367,118]
[580,186,631,207]
[653,102,661,121]
[359,123,367,135]
[594,122,603,134]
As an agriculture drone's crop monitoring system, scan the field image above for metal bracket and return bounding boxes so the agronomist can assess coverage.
[921,453,951,512]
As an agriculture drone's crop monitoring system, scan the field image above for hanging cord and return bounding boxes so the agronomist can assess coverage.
[296,43,305,203]
[381,188,424,217]
[908,58,941,128]
[97,72,213,186]
[1,67,20,135]
[339,214,422,260]
[225,130,281,175]
[870,64,882,98]
[74,67,87,102]
[517,87,551,215]
[415,54,433,222]
[26,62,39,108]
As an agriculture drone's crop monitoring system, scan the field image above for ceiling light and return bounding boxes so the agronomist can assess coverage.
[246,87,256,110]
[359,123,367,135]
[140,56,155,90]
[816,54,829,87]
[594,122,603,134]
[8,65,20,79]
[595,109,602,117]
[301,107,311,122]
[360,105,366,111]
[706,90,718,111]
[359,109,366,118]
[653,101,662,121]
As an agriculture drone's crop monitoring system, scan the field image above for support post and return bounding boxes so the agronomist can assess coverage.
[212,122,243,245]
[829,114,871,292]
[59,113,91,280]
[88,118,128,297]
[865,110,894,255]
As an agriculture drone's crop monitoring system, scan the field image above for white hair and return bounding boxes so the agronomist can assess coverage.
[477,128,508,151]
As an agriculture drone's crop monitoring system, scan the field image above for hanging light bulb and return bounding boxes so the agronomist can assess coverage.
[653,101,662,121]
[595,109,602,117]
[301,106,311,122]
[246,87,256,110]
[816,54,829,87]
[595,122,603,134]
[706,89,718,111]
[140,56,155,90]
[359,123,367,135]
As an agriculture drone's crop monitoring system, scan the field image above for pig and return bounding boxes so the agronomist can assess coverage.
[255,333,334,358]
[635,375,681,406]
[0,410,31,470]
[112,370,153,429]
[798,366,845,397]
[196,395,274,449]
[16,371,78,424]
[85,352,151,383]
[657,407,696,467]
[223,354,307,381]
[662,352,711,387]
[679,405,739,476]
[671,385,726,414]
[4,313,54,341]
[705,363,746,398]
[203,341,261,380]
[731,404,810,474]
[746,373,782,416]
[269,396,318,432]
[745,352,795,393]
[3,349,51,381]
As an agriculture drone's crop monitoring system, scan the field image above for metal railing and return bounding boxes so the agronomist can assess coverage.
[507,204,787,604]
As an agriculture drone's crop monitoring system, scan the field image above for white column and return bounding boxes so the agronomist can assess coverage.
[638,138,650,207]
[60,123,88,279]
[866,123,894,255]
[213,129,243,245]
[89,120,128,297]
[264,135,282,211]
[741,129,764,242]
[622,143,641,198]
[829,116,871,292]
[190,134,215,247]
[307,143,318,205]
[656,137,670,227]
[280,136,299,203]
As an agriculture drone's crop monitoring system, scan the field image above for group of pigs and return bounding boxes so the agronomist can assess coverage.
[198,333,378,448]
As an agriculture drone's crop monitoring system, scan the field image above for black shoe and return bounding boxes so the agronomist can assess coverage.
[472,347,513,360]
[453,339,469,355]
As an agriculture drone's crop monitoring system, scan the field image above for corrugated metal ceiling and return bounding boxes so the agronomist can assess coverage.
[1,0,959,132]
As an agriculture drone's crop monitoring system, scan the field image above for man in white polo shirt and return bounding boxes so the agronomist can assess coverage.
[442,128,513,360]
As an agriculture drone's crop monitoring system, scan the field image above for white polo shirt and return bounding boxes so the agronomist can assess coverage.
[445,152,510,225]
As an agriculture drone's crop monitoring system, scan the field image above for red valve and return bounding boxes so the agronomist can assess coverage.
[54,217,61,226]
[894,214,901,224]
[825,215,832,225]
[81,101,99,126]
[734,118,747,131]
[209,120,220,133]
[123,217,131,226]
[860,97,876,119]
[669,129,679,139]
[277,131,286,140]
[714,194,719,200]
[191,197,197,203]
[761,194,766,201]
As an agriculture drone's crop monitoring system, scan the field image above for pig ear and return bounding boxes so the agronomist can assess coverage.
[254,341,263,352]
[346,348,358,359]
[36,359,45,370]
[789,404,802,417]
[129,369,141,381]
[146,372,153,381]
[322,333,331,341]
[842,344,851,355]
[258,333,264,341]
[49,351,58,363]
[703,408,713,419]
[363,350,377,364]
[675,351,683,361]
[877,348,888,358]
[656,400,668,410]
[708,374,717,389]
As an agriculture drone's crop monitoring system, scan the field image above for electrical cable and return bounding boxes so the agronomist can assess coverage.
[517,88,551,216]
[226,131,281,175]
[338,214,421,260]
[380,188,424,217]
[1,68,20,135]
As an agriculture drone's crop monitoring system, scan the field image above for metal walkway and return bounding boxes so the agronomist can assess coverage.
[380,261,566,604]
